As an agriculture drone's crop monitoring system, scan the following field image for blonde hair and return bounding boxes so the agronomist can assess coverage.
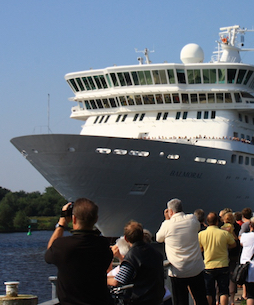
[223,212,234,224]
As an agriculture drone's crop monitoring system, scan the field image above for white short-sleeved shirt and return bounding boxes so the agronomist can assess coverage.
[156,212,204,278]
[240,232,254,283]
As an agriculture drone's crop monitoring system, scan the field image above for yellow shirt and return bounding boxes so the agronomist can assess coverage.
[198,225,235,269]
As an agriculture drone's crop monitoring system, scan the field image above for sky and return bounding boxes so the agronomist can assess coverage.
[1,0,254,193]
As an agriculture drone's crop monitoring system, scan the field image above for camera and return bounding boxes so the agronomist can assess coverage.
[61,202,74,217]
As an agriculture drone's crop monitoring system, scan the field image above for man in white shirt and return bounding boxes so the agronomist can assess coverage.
[156,198,207,305]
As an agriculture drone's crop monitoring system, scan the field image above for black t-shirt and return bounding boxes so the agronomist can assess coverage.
[45,230,113,305]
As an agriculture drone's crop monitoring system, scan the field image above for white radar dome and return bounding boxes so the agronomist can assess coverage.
[180,43,204,64]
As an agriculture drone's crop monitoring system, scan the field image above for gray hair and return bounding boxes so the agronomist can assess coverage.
[116,236,130,256]
[167,198,183,213]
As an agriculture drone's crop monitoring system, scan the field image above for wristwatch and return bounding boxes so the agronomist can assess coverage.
[55,223,65,229]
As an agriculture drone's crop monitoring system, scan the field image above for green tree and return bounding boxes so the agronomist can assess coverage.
[0,187,10,201]
[0,203,14,231]
[13,211,30,231]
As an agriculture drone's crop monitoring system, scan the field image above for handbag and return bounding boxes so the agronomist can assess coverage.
[232,253,254,285]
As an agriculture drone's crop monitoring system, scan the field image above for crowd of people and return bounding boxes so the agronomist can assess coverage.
[44,198,254,305]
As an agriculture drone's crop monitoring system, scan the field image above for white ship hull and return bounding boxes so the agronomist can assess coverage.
[11,134,254,236]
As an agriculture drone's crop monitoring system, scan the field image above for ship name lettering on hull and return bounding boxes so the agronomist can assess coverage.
[170,170,203,179]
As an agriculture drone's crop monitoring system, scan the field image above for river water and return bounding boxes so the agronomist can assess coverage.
[0,231,69,303]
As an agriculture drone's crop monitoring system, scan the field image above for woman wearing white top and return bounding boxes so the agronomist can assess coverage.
[240,217,254,305]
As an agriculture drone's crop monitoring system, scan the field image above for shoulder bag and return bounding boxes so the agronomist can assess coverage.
[232,252,254,285]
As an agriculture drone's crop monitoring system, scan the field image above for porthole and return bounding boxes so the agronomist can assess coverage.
[129,150,149,157]
[95,148,111,154]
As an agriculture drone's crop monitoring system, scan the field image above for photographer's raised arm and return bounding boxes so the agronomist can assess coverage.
[47,202,73,249]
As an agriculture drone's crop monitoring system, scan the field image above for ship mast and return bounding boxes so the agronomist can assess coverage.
[135,48,154,64]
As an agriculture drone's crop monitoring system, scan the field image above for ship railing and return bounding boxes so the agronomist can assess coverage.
[40,260,172,305]
[141,135,252,144]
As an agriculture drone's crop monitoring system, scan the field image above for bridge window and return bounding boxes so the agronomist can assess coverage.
[94,76,103,89]
[110,73,119,86]
[82,77,91,90]
[167,69,175,84]
[197,111,202,119]
[187,69,201,84]
[176,112,181,120]
[176,69,186,84]
[152,70,167,84]
[218,69,226,84]
[117,73,126,86]
[76,78,85,91]
[244,70,253,85]
[211,111,216,119]
[131,72,139,85]
[124,72,132,86]
[227,69,237,83]
[87,77,96,89]
[237,69,247,84]
[69,79,79,92]
[234,93,242,103]
[203,69,216,83]
[105,74,112,87]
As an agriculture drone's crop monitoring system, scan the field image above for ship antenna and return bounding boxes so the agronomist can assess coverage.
[135,48,154,64]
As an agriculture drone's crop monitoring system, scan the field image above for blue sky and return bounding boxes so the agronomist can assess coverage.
[1,0,254,193]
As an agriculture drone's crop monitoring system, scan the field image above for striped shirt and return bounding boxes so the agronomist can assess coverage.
[115,262,135,285]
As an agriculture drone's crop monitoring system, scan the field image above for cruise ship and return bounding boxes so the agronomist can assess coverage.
[11,25,254,237]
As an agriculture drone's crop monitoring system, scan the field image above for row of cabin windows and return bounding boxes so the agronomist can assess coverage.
[231,154,254,166]
[93,111,216,124]
[233,132,252,142]
[238,114,254,125]
[67,68,254,92]
[176,111,216,120]
[78,91,252,111]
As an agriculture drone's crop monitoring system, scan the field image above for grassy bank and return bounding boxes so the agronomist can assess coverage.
[29,216,60,231]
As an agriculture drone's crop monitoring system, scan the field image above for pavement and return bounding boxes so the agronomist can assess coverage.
[234,287,246,304]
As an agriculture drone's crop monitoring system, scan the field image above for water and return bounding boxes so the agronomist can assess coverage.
[0,231,63,303]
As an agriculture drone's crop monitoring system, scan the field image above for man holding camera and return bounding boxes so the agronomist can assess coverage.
[45,198,113,305]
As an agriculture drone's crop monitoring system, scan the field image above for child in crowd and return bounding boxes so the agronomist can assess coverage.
[221,212,237,240]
